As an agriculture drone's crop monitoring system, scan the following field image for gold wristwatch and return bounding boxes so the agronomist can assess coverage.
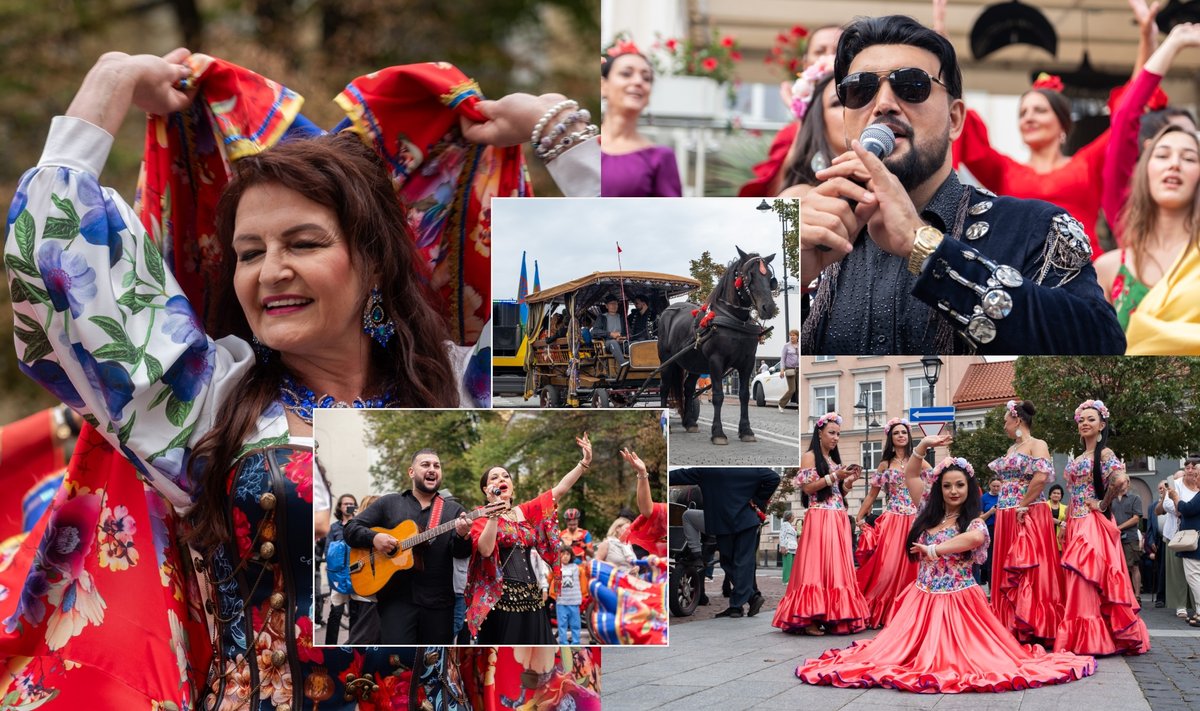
[907,224,944,275]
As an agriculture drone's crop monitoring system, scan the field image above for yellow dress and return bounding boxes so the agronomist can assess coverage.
[1126,245,1200,354]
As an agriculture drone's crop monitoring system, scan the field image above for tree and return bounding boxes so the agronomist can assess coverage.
[1011,356,1200,459]
[688,251,726,304]
[769,198,799,281]
[363,409,665,533]
[949,406,1012,488]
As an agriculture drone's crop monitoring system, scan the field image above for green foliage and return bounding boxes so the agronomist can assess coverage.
[688,251,725,304]
[949,406,1012,487]
[1011,356,1200,459]
[769,468,797,518]
[768,198,799,281]
[363,410,665,532]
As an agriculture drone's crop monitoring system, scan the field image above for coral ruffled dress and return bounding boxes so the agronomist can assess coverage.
[855,466,924,628]
[1055,455,1151,655]
[772,466,868,634]
[798,519,1096,693]
[987,453,1065,643]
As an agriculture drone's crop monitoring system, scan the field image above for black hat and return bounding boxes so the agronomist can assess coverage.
[970,0,1057,60]
[1157,0,1200,34]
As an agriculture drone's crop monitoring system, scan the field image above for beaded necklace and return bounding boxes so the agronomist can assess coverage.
[279,372,396,424]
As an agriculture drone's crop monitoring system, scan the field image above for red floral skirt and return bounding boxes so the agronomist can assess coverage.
[798,582,1096,693]
[772,508,867,634]
[1054,512,1151,655]
[992,505,1065,643]
[855,510,918,628]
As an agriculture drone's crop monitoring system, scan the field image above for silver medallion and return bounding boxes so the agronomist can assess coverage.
[981,289,1013,319]
[968,201,993,216]
[965,222,990,240]
[967,314,997,343]
[993,265,1024,289]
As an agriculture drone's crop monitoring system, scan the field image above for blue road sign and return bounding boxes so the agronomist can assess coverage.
[909,406,956,422]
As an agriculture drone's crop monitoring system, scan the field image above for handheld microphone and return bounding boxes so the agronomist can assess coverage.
[490,486,503,496]
[816,124,898,252]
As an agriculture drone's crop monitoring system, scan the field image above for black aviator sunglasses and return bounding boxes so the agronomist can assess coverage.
[836,67,948,110]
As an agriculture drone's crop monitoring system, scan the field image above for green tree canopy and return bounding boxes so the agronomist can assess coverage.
[688,251,725,304]
[363,409,665,534]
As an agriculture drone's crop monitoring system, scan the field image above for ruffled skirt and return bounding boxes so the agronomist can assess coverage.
[772,508,867,634]
[855,510,918,628]
[1054,512,1151,655]
[798,582,1096,693]
[991,506,1065,642]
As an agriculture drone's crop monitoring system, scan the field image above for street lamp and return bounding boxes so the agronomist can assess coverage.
[920,356,944,466]
[756,199,793,335]
[854,397,882,469]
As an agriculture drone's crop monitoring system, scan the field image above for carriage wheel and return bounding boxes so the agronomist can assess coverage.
[591,389,610,408]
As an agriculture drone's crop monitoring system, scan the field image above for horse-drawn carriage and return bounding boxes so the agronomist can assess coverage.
[522,271,700,407]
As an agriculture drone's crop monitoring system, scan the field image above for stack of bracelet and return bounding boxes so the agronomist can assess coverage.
[531,99,599,164]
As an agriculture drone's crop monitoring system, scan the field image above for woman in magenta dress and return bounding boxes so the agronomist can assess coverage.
[853,419,925,628]
[798,450,1096,693]
[773,412,868,635]
[1055,400,1151,655]
[600,45,682,197]
[988,400,1065,645]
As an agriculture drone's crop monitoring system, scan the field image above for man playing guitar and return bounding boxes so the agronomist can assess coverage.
[343,449,473,644]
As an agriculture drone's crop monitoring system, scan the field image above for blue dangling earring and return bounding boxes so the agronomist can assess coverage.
[362,286,396,348]
[251,335,273,363]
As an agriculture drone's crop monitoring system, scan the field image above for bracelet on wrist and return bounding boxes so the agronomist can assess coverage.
[531,99,577,147]
[636,473,649,480]
[579,460,590,470]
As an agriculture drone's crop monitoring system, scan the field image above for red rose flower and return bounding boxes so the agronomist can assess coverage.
[702,57,718,72]
[665,38,678,52]
[730,51,742,62]
[792,25,809,38]
[721,36,735,48]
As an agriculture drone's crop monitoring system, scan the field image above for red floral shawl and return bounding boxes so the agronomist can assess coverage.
[464,489,560,638]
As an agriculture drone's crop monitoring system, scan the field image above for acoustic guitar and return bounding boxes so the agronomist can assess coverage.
[348,502,505,596]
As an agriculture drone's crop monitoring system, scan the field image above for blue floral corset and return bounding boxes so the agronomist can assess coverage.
[1063,455,1125,519]
[915,519,989,593]
[987,452,1054,509]
[869,466,922,514]
[796,466,846,510]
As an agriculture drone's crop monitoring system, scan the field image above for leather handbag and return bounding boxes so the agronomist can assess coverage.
[1168,529,1199,553]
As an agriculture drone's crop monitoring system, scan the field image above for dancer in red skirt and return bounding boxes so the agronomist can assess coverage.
[798,451,1096,693]
[854,419,928,628]
[987,400,1065,645]
[773,412,868,635]
[1055,400,1151,655]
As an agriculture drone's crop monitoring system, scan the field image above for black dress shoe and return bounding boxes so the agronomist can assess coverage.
[698,594,710,606]
[748,593,765,617]
[1154,600,1166,608]
[714,607,743,618]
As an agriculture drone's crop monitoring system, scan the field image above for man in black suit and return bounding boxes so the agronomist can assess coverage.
[668,468,780,617]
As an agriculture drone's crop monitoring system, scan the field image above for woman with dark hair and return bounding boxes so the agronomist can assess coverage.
[798,443,1097,693]
[1046,484,1068,550]
[853,419,930,628]
[987,399,1064,646]
[1094,123,1200,353]
[600,43,682,197]
[466,433,592,644]
[772,413,868,635]
[778,57,844,198]
[4,49,600,709]
[1055,400,1151,655]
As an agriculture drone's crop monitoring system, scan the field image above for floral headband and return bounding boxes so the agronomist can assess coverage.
[1006,400,1020,419]
[815,412,842,429]
[606,38,641,58]
[1032,72,1064,93]
[933,456,974,478]
[885,417,909,431]
[1074,399,1110,422]
[790,53,835,121]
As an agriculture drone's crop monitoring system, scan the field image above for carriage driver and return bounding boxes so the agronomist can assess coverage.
[590,296,628,365]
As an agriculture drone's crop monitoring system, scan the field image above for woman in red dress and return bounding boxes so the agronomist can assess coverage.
[772,413,868,635]
[1055,400,1151,655]
[798,448,1096,693]
[988,400,1065,645]
[854,419,924,628]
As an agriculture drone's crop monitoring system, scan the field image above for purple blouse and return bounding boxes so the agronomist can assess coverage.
[601,145,682,197]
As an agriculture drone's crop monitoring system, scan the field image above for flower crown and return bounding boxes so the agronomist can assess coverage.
[885,417,909,431]
[933,456,974,478]
[1006,400,1020,419]
[790,53,835,121]
[1032,72,1064,93]
[1074,399,1110,422]
[606,38,642,58]
[815,412,842,429]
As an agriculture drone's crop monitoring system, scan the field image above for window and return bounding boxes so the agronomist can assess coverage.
[856,380,883,425]
[906,376,932,412]
[811,384,837,421]
[768,514,782,532]
[861,441,883,471]
[814,356,836,362]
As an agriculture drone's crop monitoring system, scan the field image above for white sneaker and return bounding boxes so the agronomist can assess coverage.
[1177,608,1188,618]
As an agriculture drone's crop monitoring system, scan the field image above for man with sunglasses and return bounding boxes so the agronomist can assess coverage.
[800,15,1124,355]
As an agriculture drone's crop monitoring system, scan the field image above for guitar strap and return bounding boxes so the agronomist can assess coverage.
[427,495,445,531]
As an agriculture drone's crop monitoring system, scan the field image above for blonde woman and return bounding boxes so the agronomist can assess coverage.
[596,517,637,569]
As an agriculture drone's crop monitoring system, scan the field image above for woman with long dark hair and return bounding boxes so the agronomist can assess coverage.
[1055,401,1151,655]
[772,413,868,635]
[778,56,845,199]
[987,400,1064,645]
[600,44,682,197]
[798,443,1096,693]
[853,419,929,628]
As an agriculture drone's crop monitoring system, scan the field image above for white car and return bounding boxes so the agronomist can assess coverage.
[752,363,796,408]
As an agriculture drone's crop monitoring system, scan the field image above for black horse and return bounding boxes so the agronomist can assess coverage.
[657,247,779,444]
